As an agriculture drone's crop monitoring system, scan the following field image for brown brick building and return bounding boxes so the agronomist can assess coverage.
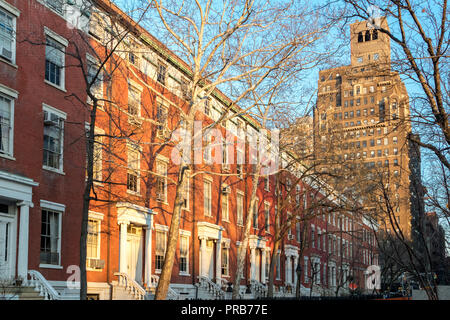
[314,18,418,238]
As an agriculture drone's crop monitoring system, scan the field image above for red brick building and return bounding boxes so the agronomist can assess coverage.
[0,0,90,298]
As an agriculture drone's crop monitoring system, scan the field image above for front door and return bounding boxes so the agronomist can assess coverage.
[0,204,14,281]
[204,240,214,279]
[255,250,261,282]
[127,225,143,284]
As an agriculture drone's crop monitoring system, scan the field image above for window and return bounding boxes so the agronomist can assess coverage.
[296,222,301,242]
[357,32,363,43]
[304,257,309,283]
[221,245,229,276]
[92,130,103,182]
[203,133,212,163]
[45,36,66,89]
[393,136,398,144]
[373,53,379,60]
[276,252,281,280]
[372,29,378,40]
[43,105,66,172]
[0,92,14,157]
[264,175,270,191]
[155,160,167,201]
[237,192,244,226]
[127,144,140,193]
[357,56,363,63]
[86,219,100,263]
[222,192,229,221]
[394,148,398,155]
[252,198,259,229]
[204,98,211,116]
[155,230,167,272]
[236,149,244,178]
[156,101,168,137]
[179,235,189,274]
[204,179,212,216]
[157,62,166,85]
[222,139,229,170]
[87,56,104,105]
[311,227,315,248]
[45,0,64,14]
[0,4,17,63]
[317,229,321,249]
[127,40,140,67]
[295,185,300,205]
[264,202,270,232]
[40,209,61,266]
[265,252,270,280]
[128,85,141,117]
[181,171,190,210]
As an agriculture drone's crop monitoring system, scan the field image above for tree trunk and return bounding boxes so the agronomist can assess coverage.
[267,240,280,298]
[155,166,187,300]
[232,165,261,299]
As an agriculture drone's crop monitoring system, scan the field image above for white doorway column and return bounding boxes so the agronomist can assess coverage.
[293,255,298,285]
[250,247,256,281]
[118,221,129,273]
[144,226,152,286]
[17,201,32,282]
[199,237,207,277]
[285,254,292,285]
[261,249,266,283]
[215,240,221,283]
[215,230,222,283]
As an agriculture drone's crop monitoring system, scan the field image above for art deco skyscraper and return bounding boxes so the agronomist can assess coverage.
[314,18,418,238]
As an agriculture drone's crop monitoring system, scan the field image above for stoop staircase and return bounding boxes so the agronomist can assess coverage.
[196,276,226,300]
[0,285,44,300]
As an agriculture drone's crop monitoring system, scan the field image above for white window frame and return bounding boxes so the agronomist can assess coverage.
[39,199,65,269]
[0,0,19,65]
[155,156,168,202]
[275,251,281,280]
[127,142,141,195]
[86,53,104,107]
[179,230,190,275]
[92,127,103,183]
[38,0,65,17]
[264,201,270,233]
[44,27,68,91]
[252,197,259,229]
[127,80,142,118]
[221,243,230,277]
[42,103,66,174]
[221,190,229,222]
[86,211,104,271]
[0,84,17,159]
[203,177,212,217]
[236,190,244,226]
[154,225,168,274]
[181,170,190,211]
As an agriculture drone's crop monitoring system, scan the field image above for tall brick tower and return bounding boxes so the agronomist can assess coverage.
[314,17,417,238]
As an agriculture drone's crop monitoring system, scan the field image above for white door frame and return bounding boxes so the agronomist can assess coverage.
[0,208,16,281]
[126,226,144,284]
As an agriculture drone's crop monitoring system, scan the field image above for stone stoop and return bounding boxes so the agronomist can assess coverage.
[0,286,44,300]
[111,281,148,300]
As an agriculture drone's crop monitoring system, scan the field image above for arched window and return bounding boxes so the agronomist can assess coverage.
[358,32,363,42]
[372,29,378,40]
[365,31,370,41]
